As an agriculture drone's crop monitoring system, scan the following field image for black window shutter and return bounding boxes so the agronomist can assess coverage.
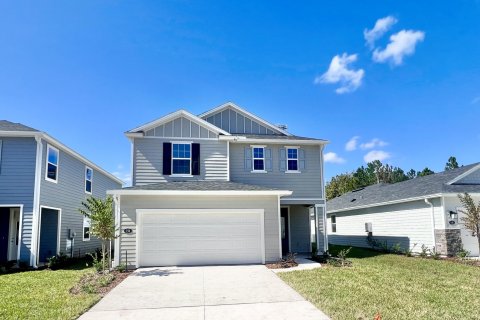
[192,143,200,175]
[163,142,172,175]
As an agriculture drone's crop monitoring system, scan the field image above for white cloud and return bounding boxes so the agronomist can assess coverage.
[364,16,398,48]
[363,150,391,163]
[373,30,425,65]
[324,152,346,164]
[360,138,388,150]
[345,136,360,151]
[315,53,365,94]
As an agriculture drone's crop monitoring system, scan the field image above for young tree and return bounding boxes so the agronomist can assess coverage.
[445,156,459,171]
[79,196,116,272]
[406,169,417,180]
[457,193,480,257]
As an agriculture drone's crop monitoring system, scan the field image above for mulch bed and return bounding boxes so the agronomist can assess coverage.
[70,270,132,296]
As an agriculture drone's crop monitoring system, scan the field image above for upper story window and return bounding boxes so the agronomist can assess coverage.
[45,145,59,183]
[85,166,93,194]
[331,215,337,233]
[252,147,265,171]
[83,216,91,241]
[287,148,298,171]
[172,143,191,175]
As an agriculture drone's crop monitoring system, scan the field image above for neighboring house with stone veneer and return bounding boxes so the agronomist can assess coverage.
[327,163,480,256]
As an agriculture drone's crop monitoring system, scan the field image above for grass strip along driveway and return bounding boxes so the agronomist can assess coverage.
[279,246,480,320]
[0,263,100,320]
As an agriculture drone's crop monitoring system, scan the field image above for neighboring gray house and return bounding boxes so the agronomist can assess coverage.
[109,102,329,268]
[0,120,123,267]
[327,164,480,256]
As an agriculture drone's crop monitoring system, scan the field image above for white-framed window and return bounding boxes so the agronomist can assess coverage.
[331,215,337,233]
[252,146,265,171]
[286,147,299,172]
[83,216,91,241]
[45,144,59,183]
[172,143,191,175]
[85,166,93,194]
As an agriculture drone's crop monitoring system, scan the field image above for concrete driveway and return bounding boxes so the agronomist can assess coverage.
[79,265,329,320]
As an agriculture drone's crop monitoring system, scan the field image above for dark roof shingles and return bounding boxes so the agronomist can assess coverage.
[122,180,280,191]
[0,120,39,132]
[327,163,480,212]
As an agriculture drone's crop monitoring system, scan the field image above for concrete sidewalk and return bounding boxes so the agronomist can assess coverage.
[79,265,329,320]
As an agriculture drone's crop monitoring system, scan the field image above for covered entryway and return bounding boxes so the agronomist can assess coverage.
[137,209,265,267]
[0,206,21,262]
[38,207,60,263]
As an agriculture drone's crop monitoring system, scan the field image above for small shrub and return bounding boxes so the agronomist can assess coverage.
[328,247,353,267]
[311,242,317,259]
[47,252,70,270]
[18,260,29,269]
[390,243,402,254]
[456,247,471,260]
[419,244,429,258]
[98,273,115,287]
[82,283,97,294]
[114,263,127,273]
[403,244,417,257]
[87,252,104,272]
[431,247,441,260]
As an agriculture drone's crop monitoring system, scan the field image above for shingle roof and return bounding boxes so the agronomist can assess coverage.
[241,134,327,142]
[0,120,39,132]
[327,163,480,212]
[122,180,281,191]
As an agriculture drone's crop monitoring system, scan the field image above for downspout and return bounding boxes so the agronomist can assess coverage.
[113,194,121,267]
[424,198,436,249]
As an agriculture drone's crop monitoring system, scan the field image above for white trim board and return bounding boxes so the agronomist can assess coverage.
[108,189,293,196]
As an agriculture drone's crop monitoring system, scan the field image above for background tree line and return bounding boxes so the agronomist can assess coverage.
[326,156,460,200]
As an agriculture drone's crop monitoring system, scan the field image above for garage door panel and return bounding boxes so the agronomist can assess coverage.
[138,210,264,266]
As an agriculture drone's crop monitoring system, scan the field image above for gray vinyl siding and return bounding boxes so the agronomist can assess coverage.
[0,137,36,261]
[289,205,311,253]
[327,199,443,252]
[229,143,323,199]
[133,137,228,185]
[144,117,218,139]
[39,140,121,258]
[118,195,280,267]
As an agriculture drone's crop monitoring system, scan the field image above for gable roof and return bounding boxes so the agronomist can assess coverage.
[0,120,39,132]
[327,163,480,213]
[198,102,292,136]
[126,109,230,136]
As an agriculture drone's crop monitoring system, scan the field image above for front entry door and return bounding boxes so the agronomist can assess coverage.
[281,207,289,256]
[0,207,10,262]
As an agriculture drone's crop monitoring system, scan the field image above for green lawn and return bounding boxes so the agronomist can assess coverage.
[0,263,100,320]
[279,246,480,320]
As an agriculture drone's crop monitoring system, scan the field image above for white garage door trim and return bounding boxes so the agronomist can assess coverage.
[136,209,265,267]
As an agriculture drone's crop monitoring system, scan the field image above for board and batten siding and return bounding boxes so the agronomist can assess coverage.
[118,195,280,267]
[144,116,219,139]
[39,140,122,257]
[0,137,37,261]
[133,137,228,185]
[202,107,278,135]
[327,198,443,252]
[229,143,323,199]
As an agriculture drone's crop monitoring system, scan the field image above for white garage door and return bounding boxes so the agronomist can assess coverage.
[137,209,265,267]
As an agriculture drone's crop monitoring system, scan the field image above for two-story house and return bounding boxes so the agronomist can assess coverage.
[109,103,328,268]
[0,120,122,267]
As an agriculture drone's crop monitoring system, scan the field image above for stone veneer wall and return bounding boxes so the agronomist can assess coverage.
[435,229,462,256]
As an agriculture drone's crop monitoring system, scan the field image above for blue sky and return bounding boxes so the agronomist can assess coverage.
[1,1,479,184]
